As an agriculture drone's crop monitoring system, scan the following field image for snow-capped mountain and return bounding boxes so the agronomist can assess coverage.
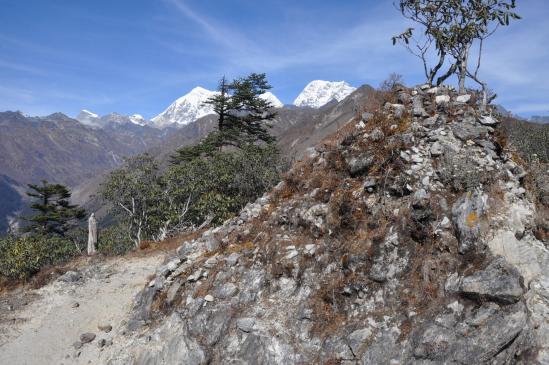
[129,114,147,126]
[75,110,150,128]
[151,87,218,128]
[76,109,100,127]
[260,92,284,108]
[151,87,284,128]
[293,80,356,108]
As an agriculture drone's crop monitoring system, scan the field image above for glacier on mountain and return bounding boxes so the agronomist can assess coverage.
[293,80,356,108]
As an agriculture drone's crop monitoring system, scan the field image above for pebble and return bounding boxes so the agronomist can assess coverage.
[204,294,214,302]
[98,324,112,333]
[285,250,299,260]
[79,332,96,344]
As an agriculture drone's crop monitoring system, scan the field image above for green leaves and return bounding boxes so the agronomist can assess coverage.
[0,235,78,279]
[203,73,277,150]
[23,180,85,237]
[395,0,521,86]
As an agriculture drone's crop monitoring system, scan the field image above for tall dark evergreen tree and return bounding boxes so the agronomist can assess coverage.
[226,73,276,145]
[171,73,277,164]
[24,180,85,236]
[205,76,231,131]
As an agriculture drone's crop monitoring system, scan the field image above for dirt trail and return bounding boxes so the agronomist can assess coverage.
[0,253,164,365]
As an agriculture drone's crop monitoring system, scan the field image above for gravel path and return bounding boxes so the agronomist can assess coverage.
[0,253,164,365]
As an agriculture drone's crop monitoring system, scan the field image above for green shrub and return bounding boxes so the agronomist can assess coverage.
[0,235,78,279]
[97,224,134,256]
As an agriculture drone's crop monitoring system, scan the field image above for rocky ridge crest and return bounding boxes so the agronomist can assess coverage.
[101,84,549,364]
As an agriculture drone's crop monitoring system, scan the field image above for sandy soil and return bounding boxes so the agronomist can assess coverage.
[0,253,164,365]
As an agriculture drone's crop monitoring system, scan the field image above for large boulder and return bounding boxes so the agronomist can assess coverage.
[413,301,528,364]
[451,190,487,253]
[346,153,374,176]
[460,256,525,304]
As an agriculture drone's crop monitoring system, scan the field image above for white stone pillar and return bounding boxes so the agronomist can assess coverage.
[88,213,97,255]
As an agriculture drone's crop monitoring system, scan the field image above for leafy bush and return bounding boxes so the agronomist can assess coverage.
[0,235,78,279]
[166,143,284,226]
[97,224,134,256]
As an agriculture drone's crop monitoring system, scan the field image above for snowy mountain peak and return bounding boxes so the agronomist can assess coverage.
[151,87,218,128]
[260,92,284,108]
[151,87,284,128]
[80,109,98,118]
[75,110,150,128]
[293,80,356,108]
[76,109,100,127]
[129,114,147,126]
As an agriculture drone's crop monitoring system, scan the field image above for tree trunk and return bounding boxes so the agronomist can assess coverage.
[458,46,470,94]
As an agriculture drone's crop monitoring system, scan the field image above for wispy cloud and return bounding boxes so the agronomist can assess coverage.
[0,59,46,75]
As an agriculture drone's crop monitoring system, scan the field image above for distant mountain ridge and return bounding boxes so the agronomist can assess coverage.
[76,110,150,128]
[0,111,172,232]
[75,80,352,130]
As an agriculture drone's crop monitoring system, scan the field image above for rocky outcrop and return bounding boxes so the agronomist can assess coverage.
[102,85,549,364]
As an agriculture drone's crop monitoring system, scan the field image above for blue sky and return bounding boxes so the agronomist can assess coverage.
[0,0,547,118]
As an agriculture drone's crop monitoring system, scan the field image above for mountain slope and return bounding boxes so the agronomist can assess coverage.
[293,80,356,108]
[0,111,172,232]
[98,85,549,364]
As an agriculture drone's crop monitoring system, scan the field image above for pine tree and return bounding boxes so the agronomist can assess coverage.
[172,73,278,164]
[205,76,231,131]
[24,180,86,236]
[226,73,276,146]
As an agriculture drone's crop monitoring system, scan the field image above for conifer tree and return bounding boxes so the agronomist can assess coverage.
[24,180,85,236]
[172,73,277,164]
[205,76,231,131]
[226,73,276,145]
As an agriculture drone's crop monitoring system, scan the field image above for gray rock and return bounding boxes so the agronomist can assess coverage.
[430,141,444,156]
[346,153,374,176]
[363,178,377,192]
[215,283,239,299]
[361,112,374,123]
[413,301,528,363]
[134,314,206,365]
[370,127,385,142]
[204,294,214,302]
[422,115,439,127]
[98,324,113,333]
[412,188,430,209]
[391,104,406,119]
[456,94,471,103]
[451,122,489,142]
[72,341,83,350]
[413,96,429,117]
[129,285,157,329]
[225,253,240,266]
[478,115,499,126]
[59,271,82,283]
[451,190,486,253]
[435,95,451,104]
[347,328,373,356]
[460,256,524,304]
[236,317,256,333]
[398,92,411,104]
[79,332,96,344]
[166,279,182,305]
